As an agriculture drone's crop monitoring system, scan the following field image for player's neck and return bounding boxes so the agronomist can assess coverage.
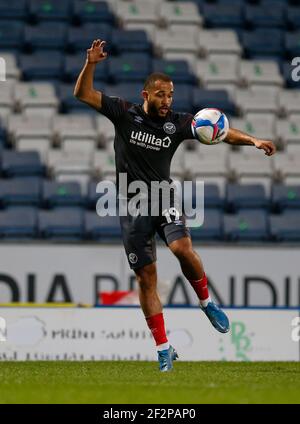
[142,102,149,116]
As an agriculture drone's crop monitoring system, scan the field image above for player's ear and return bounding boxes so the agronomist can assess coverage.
[141,90,149,102]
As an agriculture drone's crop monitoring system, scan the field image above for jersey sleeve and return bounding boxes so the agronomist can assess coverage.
[98,93,131,125]
[180,113,195,141]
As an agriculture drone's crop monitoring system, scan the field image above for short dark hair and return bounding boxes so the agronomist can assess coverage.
[143,73,173,90]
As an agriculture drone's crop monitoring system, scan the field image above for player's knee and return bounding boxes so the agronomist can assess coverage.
[172,245,193,262]
[136,277,156,294]
[135,263,156,291]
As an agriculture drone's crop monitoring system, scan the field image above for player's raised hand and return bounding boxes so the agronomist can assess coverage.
[253,139,276,156]
[87,39,108,64]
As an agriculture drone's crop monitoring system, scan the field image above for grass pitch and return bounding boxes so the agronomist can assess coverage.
[0,361,299,404]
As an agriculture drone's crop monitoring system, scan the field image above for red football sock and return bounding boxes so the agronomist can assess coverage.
[146,313,168,346]
[189,273,210,302]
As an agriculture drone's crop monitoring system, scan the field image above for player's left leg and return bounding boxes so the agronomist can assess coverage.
[168,235,230,333]
[134,263,178,372]
[120,213,178,371]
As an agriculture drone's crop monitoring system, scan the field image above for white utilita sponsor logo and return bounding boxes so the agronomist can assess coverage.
[291,57,300,82]
[130,130,172,150]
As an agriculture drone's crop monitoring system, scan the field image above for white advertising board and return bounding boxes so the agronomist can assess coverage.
[0,308,298,361]
[0,244,299,307]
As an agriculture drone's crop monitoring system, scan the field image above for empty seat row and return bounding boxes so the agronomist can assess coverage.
[1,13,299,61]
[0,0,205,27]
[0,206,121,241]
[240,28,300,59]
[3,80,300,122]
[2,134,300,178]
[4,111,300,152]
[2,141,300,184]
[7,52,197,85]
[192,209,300,242]
[196,56,298,90]
[0,0,115,24]
[0,178,116,208]
[198,1,300,30]
[2,50,298,94]
[0,24,153,54]
[0,206,299,242]
[0,177,300,213]
[2,0,299,30]
[3,83,237,116]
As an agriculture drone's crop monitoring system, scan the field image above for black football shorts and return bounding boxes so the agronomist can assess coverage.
[120,202,191,270]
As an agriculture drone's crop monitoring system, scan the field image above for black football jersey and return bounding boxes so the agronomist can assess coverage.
[98,94,194,190]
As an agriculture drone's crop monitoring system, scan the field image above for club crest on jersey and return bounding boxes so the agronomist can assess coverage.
[128,253,138,264]
[163,122,176,135]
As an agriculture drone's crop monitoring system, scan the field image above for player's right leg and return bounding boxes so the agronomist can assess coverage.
[169,236,229,334]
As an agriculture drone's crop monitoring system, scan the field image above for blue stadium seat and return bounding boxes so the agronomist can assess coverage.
[58,83,88,112]
[184,183,223,212]
[108,53,151,83]
[104,83,143,104]
[29,0,71,22]
[185,0,207,10]
[25,22,67,51]
[0,207,38,239]
[0,127,6,149]
[153,59,195,85]
[87,180,120,210]
[272,184,300,212]
[67,23,112,53]
[1,150,45,177]
[0,21,24,50]
[172,84,193,112]
[242,29,283,58]
[42,181,84,208]
[20,51,63,80]
[226,184,268,212]
[201,3,244,28]
[72,0,114,24]
[204,184,223,209]
[0,177,42,207]
[39,207,84,240]
[87,181,99,208]
[270,210,300,241]
[0,0,27,20]
[285,32,300,60]
[190,209,223,241]
[217,0,245,5]
[64,53,108,82]
[85,211,121,241]
[224,209,269,241]
[192,88,237,116]
[287,6,300,30]
[245,1,286,29]
[112,30,151,54]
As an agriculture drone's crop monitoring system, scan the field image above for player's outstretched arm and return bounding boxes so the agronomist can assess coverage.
[74,39,108,110]
[224,127,276,156]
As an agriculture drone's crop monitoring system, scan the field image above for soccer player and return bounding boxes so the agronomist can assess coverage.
[74,40,276,372]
